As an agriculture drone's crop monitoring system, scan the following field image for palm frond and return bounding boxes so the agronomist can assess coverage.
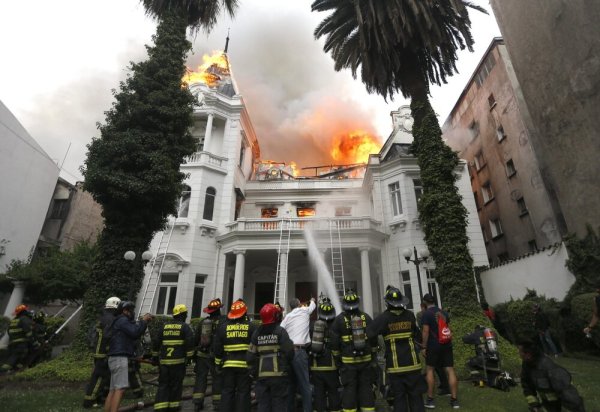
[141,0,239,33]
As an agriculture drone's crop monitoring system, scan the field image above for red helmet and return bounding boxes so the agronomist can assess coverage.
[260,303,279,325]
[203,298,223,314]
[14,304,29,316]
[228,299,248,320]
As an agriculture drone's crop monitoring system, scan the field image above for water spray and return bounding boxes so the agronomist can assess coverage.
[304,228,342,313]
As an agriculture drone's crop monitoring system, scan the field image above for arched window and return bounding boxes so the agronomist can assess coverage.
[203,187,216,221]
[178,185,191,218]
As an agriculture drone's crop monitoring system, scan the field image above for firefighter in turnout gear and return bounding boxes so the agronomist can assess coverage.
[367,286,425,412]
[29,310,49,365]
[1,305,33,373]
[310,297,342,412]
[193,298,226,411]
[331,290,378,412]
[214,299,255,412]
[247,303,294,411]
[153,304,195,411]
[83,297,120,408]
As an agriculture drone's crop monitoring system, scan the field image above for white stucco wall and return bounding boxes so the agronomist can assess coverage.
[480,242,575,304]
[0,101,59,272]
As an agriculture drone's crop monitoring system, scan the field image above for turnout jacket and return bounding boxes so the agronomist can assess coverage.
[367,308,421,374]
[152,318,194,365]
[92,310,116,359]
[309,320,339,372]
[214,316,255,369]
[330,310,378,365]
[194,314,225,358]
[247,323,293,378]
[8,315,33,346]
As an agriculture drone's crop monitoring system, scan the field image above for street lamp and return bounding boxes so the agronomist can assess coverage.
[124,250,153,262]
[402,246,430,300]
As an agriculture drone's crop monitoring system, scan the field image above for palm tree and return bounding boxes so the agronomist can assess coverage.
[312,0,485,314]
[140,0,238,33]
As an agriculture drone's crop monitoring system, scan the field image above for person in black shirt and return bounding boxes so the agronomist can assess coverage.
[533,304,559,357]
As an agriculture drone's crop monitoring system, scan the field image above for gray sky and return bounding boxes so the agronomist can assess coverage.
[0,0,500,182]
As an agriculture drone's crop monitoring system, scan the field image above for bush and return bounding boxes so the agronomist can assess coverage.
[562,293,600,352]
[11,350,91,382]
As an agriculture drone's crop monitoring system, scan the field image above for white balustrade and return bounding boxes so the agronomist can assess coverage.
[184,151,227,167]
[226,217,382,233]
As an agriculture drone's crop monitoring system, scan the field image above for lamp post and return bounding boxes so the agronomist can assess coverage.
[124,250,153,314]
[402,246,430,300]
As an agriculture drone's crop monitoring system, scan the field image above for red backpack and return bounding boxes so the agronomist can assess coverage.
[436,311,452,344]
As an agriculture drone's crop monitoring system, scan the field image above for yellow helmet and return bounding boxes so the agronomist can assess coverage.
[172,304,188,316]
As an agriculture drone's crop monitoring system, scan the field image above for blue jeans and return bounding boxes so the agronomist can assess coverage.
[287,349,312,412]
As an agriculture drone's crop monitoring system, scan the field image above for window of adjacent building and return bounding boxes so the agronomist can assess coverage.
[490,218,503,239]
[261,208,278,218]
[482,182,494,204]
[203,187,216,221]
[178,185,191,218]
[506,159,516,177]
[335,206,352,217]
[469,121,480,138]
[400,271,413,310]
[156,273,178,315]
[498,252,509,263]
[517,197,528,216]
[50,199,68,219]
[297,208,316,218]
[482,225,489,242]
[475,53,496,87]
[488,93,496,109]
[473,191,481,210]
[496,125,507,142]
[191,274,207,318]
[474,151,485,171]
[413,179,423,206]
[528,240,538,253]
[389,182,403,216]
[238,142,245,169]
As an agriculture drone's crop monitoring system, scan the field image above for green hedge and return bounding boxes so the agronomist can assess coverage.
[563,293,600,352]
[11,350,91,382]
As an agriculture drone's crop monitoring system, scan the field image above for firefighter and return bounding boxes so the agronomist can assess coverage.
[193,298,226,411]
[309,297,341,412]
[1,304,33,373]
[31,310,49,363]
[214,299,255,412]
[331,290,378,412]
[83,297,120,408]
[247,303,294,411]
[517,340,585,412]
[152,304,195,411]
[367,286,425,412]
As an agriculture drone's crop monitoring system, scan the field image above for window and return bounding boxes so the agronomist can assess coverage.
[238,142,245,169]
[203,187,216,220]
[261,208,278,218]
[482,225,489,242]
[413,179,423,206]
[528,240,538,253]
[482,182,494,204]
[490,218,503,239]
[156,273,178,315]
[191,274,207,318]
[400,271,413,310]
[297,208,315,217]
[335,207,352,217]
[496,125,506,142]
[473,191,480,210]
[50,199,68,219]
[506,159,516,177]
[475,53,496,87]
[426,269,440,306]
[197,136,205,152]
[474,151,485,171]
[517,197,528,216]
[488,93,496,109]
[469,121,480,138]
[178,185,191,218]
[389,182,403,216]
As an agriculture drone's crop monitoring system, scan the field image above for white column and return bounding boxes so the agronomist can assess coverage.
[204,113,214,152]
[0,281,26,349]
[360,247,374,317]
[232,249,246,301]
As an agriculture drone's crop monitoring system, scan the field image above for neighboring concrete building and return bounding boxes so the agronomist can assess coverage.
[138,55,488,318]
[37,178,103,253]
[490,0,600,238]
[443,38,565,264]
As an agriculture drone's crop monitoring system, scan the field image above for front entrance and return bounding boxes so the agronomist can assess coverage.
[254,282,275,315]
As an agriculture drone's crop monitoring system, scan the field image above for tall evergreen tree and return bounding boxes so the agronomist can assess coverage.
[312,0,485,314]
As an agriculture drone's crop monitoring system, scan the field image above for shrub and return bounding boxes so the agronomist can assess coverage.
[561,293,600,352]
[11,350,91,382]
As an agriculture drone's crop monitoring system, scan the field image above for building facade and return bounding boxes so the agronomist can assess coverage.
[443,38,565,264]
[138,59,488,318]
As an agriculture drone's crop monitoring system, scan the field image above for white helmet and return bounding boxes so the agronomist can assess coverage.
[105,296,121,309]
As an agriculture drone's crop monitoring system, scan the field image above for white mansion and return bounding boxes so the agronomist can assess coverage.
[137,56,488,318]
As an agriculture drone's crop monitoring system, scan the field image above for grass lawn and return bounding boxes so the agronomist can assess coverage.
[0,356,598,411]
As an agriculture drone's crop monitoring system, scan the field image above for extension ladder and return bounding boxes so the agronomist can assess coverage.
[329,219,346,298]
[273,218,292,309]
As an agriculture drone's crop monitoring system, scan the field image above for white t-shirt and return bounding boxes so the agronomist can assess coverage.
[280,300,316,345]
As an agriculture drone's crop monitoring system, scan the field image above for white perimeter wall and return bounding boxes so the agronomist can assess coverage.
[480,243,575,304]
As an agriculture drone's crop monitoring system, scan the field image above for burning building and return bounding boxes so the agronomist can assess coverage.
[137,51,488,317]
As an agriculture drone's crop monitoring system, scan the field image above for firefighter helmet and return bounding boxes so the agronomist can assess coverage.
[172,304,188,316]
[384,285,410,309]
[203,298,223,314]
[342,290,360,311]
[14,304,29,316]
[318,298,336,321]
[259,303,279,325]
[105,296,121,309]
[228,299,248,319]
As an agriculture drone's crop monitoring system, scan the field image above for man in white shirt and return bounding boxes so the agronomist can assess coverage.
[281,297,316,412]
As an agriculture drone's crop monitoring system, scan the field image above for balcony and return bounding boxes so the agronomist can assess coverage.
[225,217,383,233]
[183,151,228,171]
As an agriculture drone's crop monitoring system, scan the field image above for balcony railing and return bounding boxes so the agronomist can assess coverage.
[225,217,382,233]
[184,151,228,168]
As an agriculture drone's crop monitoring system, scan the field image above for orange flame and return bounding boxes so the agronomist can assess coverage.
[289,161,299,177]
[330,130,381,164]
[183,51,230,87]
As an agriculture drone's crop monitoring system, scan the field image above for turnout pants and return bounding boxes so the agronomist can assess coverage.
[340,362,376,411]
[83,358,110,407]
[255,377,289,412]
[129,359,144,398]
[221,367,251,412]
[4,343,29,370]
[193,355,223,409]
[388,372,425,412]
[154,363,186,411]
[312,370,341,412]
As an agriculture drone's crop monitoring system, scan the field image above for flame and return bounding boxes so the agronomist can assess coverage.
[330,130,381,164]
[289,161,299,177]
[183,51,230,87]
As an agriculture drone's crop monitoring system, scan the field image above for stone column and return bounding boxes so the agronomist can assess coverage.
[0,281,26,349]
[359,247,374,316]
[203,113,214,152]
[232,250,246,301]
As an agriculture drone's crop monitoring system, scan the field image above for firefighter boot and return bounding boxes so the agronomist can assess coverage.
[194,399,204,411]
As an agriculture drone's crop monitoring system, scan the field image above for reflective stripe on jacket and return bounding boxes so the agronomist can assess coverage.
[330,311,377,365]
[247,323,293,378]
[214,316,254,368]
[8,315,32,346]
[152,319,194,365]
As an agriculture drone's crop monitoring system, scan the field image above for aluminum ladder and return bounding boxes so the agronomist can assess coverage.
[273,218,292,309]
[329,219,346,298]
